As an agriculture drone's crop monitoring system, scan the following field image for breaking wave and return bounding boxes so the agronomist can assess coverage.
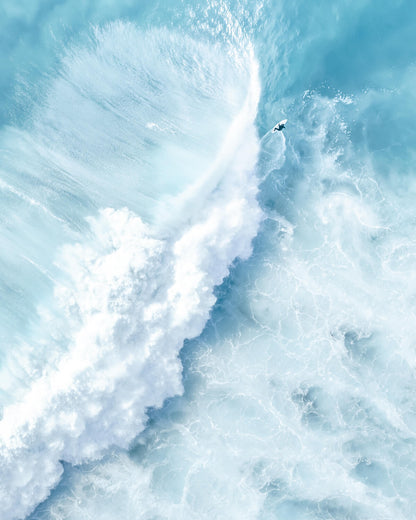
[0,21,262,520]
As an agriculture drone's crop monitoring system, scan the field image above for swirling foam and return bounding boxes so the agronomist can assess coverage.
[0,22,261,520]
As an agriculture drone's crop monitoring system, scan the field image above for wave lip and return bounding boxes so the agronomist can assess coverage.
[0,22,262,520]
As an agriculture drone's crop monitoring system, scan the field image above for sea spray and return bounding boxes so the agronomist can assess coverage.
[0,22,262,520]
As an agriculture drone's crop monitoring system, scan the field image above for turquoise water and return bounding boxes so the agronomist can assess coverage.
[1,1,416,519]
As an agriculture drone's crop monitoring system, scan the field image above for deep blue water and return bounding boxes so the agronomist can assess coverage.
[1,1,416,519]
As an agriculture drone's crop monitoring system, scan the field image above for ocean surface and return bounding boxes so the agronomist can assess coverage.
[0,1,415,519]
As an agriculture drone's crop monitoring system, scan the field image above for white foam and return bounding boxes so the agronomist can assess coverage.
[0,23,261,520]
[35,87,416,520]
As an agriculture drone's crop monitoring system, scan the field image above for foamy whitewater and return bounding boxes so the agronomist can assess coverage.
[0,1,416,519]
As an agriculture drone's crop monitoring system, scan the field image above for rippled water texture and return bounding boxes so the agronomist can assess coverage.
[1,1,416,519]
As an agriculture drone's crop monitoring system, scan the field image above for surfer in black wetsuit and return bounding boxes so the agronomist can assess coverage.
[273,119,287,132]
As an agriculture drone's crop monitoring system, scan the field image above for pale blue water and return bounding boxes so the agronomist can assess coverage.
[1,1,416,519]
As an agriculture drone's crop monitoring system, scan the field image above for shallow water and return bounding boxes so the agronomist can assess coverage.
[1,1,415,519]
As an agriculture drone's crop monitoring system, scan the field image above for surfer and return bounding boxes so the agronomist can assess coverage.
[273,119,287,132]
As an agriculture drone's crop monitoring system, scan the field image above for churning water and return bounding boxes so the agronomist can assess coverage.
[0,1,415,519]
